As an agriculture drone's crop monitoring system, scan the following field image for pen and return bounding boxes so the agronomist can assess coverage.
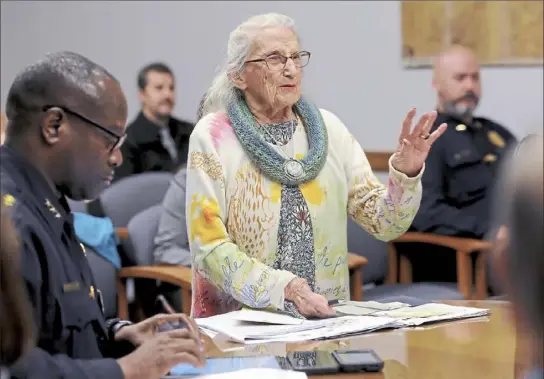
[156,295,189,331]
[157,294,176,314]
[328,299,344,306]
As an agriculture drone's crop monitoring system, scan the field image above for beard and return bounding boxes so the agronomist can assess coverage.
[444,91,479,119]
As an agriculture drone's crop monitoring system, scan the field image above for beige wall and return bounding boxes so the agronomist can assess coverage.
[1,1,542,149]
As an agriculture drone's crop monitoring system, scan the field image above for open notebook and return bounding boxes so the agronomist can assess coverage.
[196,302,490,344]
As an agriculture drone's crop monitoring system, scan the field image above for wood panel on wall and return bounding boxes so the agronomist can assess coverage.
[505,1,544,62]
[401,0,543,67]
[366,151,394,172]
[401,1,448,60]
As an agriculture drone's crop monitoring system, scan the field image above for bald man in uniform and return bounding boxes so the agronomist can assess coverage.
[398,45,517,284]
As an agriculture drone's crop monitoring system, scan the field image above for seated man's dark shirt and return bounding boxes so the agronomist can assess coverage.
[0,146,126,379]
[86,112,194,218]
[114,112,194,181]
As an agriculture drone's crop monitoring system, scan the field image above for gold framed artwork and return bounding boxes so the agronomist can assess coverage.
[401,0,543,68]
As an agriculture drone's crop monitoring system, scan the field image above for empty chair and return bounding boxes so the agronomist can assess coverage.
[348,218,389,288]
[126,204,163,266]
[116,204,193,317]
[100,171,174,227]
[347,218,464,302]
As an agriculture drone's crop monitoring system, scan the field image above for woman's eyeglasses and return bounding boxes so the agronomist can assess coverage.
[245,51,311,71]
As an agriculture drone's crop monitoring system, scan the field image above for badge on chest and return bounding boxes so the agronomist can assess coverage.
[63,281,81,292]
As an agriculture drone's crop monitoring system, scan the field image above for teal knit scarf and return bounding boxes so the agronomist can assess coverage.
[227,92,328,185]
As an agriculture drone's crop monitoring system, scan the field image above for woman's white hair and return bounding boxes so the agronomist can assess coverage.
[201,13,297,116]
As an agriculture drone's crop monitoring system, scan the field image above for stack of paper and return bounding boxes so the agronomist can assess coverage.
[196,310,398,344]
[235,308,306,325]
[373,303,491,326]
[333,300,409,316]
[196,302,490,345]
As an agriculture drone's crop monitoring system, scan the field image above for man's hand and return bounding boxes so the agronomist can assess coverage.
[117,328,206,379]
[115,313,199,347]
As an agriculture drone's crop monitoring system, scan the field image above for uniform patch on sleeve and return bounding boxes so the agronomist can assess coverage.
[2,193,15,207]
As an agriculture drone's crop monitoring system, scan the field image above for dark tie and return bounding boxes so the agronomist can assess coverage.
[158,126,179,163]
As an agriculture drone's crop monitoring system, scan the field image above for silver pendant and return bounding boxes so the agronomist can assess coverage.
[284,159,304,179]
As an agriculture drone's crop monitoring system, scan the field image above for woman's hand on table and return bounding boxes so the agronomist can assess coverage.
[285,278,336,318]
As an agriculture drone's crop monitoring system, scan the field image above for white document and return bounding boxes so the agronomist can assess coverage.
[374,303,490,326]
[338,301,410,311]
[196,311,398,344]
[199,326,219,339]
[196,303,490,345]
[195,368,307,379]
[236,308,305,325]
[262,316,400,343]
[333,301,411,316]
[334,304,379,316]
[196,311,316,343]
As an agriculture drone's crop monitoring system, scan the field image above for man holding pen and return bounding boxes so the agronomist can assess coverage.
[1,51,205,379]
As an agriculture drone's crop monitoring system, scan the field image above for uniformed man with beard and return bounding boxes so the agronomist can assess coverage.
[396,45,517,285]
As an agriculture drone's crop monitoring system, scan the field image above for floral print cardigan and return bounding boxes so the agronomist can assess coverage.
[185,108,424,318]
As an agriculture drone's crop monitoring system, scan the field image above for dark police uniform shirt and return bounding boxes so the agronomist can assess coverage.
[0,146,124,379]
[114,111,194,182]
[398,113,517,283]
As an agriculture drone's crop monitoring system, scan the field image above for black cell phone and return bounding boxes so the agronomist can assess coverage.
[157,320,188,332]
[332,349,384,373]
[286,351,340,375]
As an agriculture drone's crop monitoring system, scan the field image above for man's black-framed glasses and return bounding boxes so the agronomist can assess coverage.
[245,51,311,71]
[42,105,126,153]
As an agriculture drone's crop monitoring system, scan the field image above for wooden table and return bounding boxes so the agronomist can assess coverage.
[201,300,535,379]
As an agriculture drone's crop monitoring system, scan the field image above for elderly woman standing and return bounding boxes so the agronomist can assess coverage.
[186,13,446,319]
